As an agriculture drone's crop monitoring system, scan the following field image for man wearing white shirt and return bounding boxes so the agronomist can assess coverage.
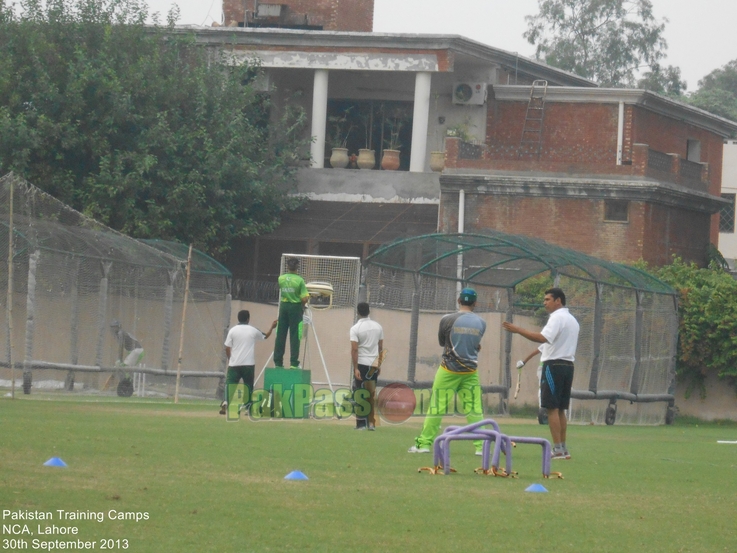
[503,288,579,459]
[349,302,384,430]
[221,310,277,415]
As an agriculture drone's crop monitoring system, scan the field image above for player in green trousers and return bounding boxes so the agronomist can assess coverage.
[273,257,310,369]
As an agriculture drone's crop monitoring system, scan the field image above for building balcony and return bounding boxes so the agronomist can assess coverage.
[444,138,711,194]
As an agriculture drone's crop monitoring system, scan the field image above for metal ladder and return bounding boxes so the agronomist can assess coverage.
[518,80,548,159]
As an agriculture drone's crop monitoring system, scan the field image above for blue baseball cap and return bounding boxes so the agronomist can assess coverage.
[459,287,477,303]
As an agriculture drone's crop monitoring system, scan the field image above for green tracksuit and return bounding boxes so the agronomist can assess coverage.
[273,272,309,368]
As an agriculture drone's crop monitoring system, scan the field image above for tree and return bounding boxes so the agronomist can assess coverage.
[687,59,737,123]
[636,256,737,397]
[0,0,308,258]
[636,63,686,97]
[524,0,671,87]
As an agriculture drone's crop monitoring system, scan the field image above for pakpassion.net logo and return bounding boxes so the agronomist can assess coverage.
[225,383,483,423]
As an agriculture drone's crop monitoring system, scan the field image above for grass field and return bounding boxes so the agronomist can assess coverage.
[1,396,736,553]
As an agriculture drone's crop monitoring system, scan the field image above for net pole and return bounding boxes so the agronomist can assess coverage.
[174,244,193,403]
[7,179,14,399]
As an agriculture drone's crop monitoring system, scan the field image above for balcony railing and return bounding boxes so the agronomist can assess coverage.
[643,147,709,192]
[647,149,672,173]
[445,138,711,192]
[459,141,485,160]
[680,158,703,181]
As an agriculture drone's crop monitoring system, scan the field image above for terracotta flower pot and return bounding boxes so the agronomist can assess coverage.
[329,147,349,168]
[357,149,376,169]
[381,149,400,171]
[429,151,445,172]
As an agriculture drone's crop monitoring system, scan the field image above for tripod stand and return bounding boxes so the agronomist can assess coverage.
[254,304,344,418]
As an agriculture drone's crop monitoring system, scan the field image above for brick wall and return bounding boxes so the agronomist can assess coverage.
[445,98,724,256]
[222,0,374,31]
[439,191,710,266]
[484,100,620,164]
[640,203,711,266]
[631,106,724,244]
[462,100,724,190]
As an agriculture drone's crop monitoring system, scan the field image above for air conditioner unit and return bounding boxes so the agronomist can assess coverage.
[452,82,487,105]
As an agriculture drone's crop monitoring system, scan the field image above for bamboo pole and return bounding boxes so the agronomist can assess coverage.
[174,244,193,403]
[7,179,14,399]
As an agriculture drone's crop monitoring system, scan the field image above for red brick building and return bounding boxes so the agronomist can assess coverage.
[222,0,374,31]
[193,1,737,285]
[439,87,736,266]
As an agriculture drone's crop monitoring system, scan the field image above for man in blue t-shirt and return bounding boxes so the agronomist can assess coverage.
[408,288,487,454]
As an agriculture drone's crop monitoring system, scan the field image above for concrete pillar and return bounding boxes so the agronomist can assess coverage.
[310,69,329,168]
[409,71,432,172]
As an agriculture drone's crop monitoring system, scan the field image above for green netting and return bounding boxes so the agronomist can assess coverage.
[367,232,674,294]
[364,231,678,425]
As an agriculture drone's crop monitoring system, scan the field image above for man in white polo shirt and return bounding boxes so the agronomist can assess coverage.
[220,310,277,415]
[503,287,579,459]
[349,302,384,430]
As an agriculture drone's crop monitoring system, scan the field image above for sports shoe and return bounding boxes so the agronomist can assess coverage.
[408,445,430,453]
[354,426,366,430]
[563,449,571,460]
[289,365,300,369]
[475,451,483,457]
[219,401,227,415]
[551,448,567,460]
[367,425,375,431]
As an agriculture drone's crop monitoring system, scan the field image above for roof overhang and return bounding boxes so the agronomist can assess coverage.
[440,172,728,214]
[493,86,737,138]
[173,25,596,86]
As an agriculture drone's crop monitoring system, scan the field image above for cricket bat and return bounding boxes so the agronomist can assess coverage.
[366,349,387,380]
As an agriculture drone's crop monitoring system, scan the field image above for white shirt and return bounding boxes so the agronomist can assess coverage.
[349,317,384,366]
[540,307,579,362]
[224,324,266,366]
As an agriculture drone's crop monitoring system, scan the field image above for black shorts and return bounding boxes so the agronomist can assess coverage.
[540,360,574,410]
[354,363,378,386]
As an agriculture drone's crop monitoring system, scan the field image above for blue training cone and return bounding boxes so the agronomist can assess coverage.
[43,457,68,468]
[284,470,308,480]
[525,483,548,493]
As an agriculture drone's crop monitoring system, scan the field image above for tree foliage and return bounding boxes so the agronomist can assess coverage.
[687,59,737,123]
[524,0,670,87]
[640,257,737,396]
[636,63,686,97]
[0,0,308,258]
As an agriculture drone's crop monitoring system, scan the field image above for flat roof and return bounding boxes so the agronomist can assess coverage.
[173,25,597,87]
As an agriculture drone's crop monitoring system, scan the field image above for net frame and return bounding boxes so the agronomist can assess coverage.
[364,232,679,425]
[277,254,361,389]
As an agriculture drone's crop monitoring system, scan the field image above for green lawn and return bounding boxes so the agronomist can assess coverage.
[1,397,736,553]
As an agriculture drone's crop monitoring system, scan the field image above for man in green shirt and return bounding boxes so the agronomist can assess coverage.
[274,257,310,369]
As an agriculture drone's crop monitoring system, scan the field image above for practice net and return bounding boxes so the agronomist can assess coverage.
[0,173,231,399]
[364,232,679,425]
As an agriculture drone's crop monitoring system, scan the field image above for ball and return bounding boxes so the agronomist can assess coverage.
[377,383,416,424]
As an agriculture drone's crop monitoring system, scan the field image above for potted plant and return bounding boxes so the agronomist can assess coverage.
[327,107,354,168]
[445,117,474,143]
[357,104,376,169]
[381,108,403,171]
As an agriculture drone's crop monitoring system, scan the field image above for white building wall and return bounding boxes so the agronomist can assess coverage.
[718,140,737,264]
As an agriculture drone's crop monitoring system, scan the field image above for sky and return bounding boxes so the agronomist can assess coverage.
[144,0,737,91]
